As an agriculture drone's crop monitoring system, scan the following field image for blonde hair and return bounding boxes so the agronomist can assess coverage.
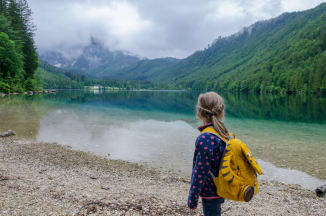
[196,92,230,140]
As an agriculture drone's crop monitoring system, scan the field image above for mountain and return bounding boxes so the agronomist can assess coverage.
[119,3,326,94]
[147,3,326,94]
[68,38,141,77]
[40,3,326,94]
[39,51,73,68]
[39,38,141,78]
[37,60,85,89]
[108,57,181,80]
[37,60,161,90]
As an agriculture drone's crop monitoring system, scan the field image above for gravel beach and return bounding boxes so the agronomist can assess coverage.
[1,137,325,216]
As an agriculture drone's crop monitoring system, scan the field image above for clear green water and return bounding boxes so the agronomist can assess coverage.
[0,90,325,189]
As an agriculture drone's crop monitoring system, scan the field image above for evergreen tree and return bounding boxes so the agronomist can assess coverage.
[0,32,24,93]
[7,0,38,80]
[0,13,15,39]
[0,0,8,15]
[0,0,38,93]
[17,0,38,79]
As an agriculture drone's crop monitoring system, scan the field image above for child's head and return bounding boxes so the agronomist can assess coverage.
[196,92,229,139]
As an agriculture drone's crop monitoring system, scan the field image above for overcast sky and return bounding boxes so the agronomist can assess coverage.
[29,0,326,59]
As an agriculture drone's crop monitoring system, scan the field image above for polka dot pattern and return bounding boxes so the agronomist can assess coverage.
[187,131,225,209]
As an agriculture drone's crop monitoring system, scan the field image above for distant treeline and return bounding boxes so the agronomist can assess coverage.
[0,0,38,93]
[38,60,163,90]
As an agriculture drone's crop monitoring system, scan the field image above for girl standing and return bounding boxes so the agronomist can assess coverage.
[188,92,229,216]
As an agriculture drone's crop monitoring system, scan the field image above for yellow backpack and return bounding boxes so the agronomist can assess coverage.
[202,127,263,202]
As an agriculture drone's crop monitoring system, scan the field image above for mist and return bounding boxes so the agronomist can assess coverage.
[29,0,326,59]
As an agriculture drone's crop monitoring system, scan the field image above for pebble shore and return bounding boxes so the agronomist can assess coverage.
[0,89,56,97]
[0,137,325,216]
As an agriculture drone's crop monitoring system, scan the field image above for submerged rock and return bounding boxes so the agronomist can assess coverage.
[0,130,16,137]
[0,93,5,97]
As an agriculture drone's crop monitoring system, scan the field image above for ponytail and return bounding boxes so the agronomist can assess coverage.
[211,115,229,140]
[197,92,230,140]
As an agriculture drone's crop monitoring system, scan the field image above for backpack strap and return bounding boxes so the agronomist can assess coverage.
[201,127,228,143]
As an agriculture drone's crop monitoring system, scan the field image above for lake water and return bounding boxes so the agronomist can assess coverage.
[0,90,325,190]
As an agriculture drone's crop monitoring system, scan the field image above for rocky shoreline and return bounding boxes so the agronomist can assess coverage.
[0,89,56,97]
[0,137,325,216]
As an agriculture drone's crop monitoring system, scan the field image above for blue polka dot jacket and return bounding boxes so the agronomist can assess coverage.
[187,124,226,209]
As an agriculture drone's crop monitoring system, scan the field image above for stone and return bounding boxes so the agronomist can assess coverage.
[101,186,111,190]
[0,130,16,137]
[316,184,326,197]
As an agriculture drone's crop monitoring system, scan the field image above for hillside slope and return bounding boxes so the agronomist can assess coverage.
[155,3,326,94]
[37,60,85,89]
[39,3,326,94]
[109,3,325,94]
[108,57,181,81]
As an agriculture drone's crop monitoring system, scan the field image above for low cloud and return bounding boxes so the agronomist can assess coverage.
[29,0,326,59]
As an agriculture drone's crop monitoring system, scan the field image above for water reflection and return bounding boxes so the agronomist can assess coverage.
[0,95,47,139]
[0,90,325,182]
[224,93,326,123]
[39,90,326,123]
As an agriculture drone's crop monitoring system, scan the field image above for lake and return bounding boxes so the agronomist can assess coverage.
[0,90,325,190]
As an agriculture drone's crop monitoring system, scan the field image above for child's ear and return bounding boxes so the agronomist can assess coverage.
[197,112,202,120]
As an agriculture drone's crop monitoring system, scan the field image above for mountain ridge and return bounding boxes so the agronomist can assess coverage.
[40,3,326,93]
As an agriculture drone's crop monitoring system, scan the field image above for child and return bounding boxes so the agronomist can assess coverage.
[188,92,229,216]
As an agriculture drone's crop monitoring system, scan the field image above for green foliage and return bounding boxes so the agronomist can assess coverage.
[38,60,84,89]
[104,3,326,94]
[0,32,24,91]
[38,59,161,90]
[24,77,36,91]
[164,4,326,94]
[0,0,38,93]
[0,81,10,93]
[111,57,180,81]
[0,0,7,15]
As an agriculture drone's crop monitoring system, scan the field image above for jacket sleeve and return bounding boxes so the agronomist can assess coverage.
[187,134,215,209]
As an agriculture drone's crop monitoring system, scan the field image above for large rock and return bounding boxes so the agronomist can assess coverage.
[0,130,16,137]
[316,185,326,197]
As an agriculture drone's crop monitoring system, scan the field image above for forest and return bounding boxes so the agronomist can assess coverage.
[0,0,153,94]
[1,1,326,95]
[38,60,158,90]
[0,0,38,93]
[87,3,326,95]
[163,4,326,94]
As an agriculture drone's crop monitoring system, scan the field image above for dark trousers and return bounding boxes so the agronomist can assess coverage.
[202,198,224,216]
